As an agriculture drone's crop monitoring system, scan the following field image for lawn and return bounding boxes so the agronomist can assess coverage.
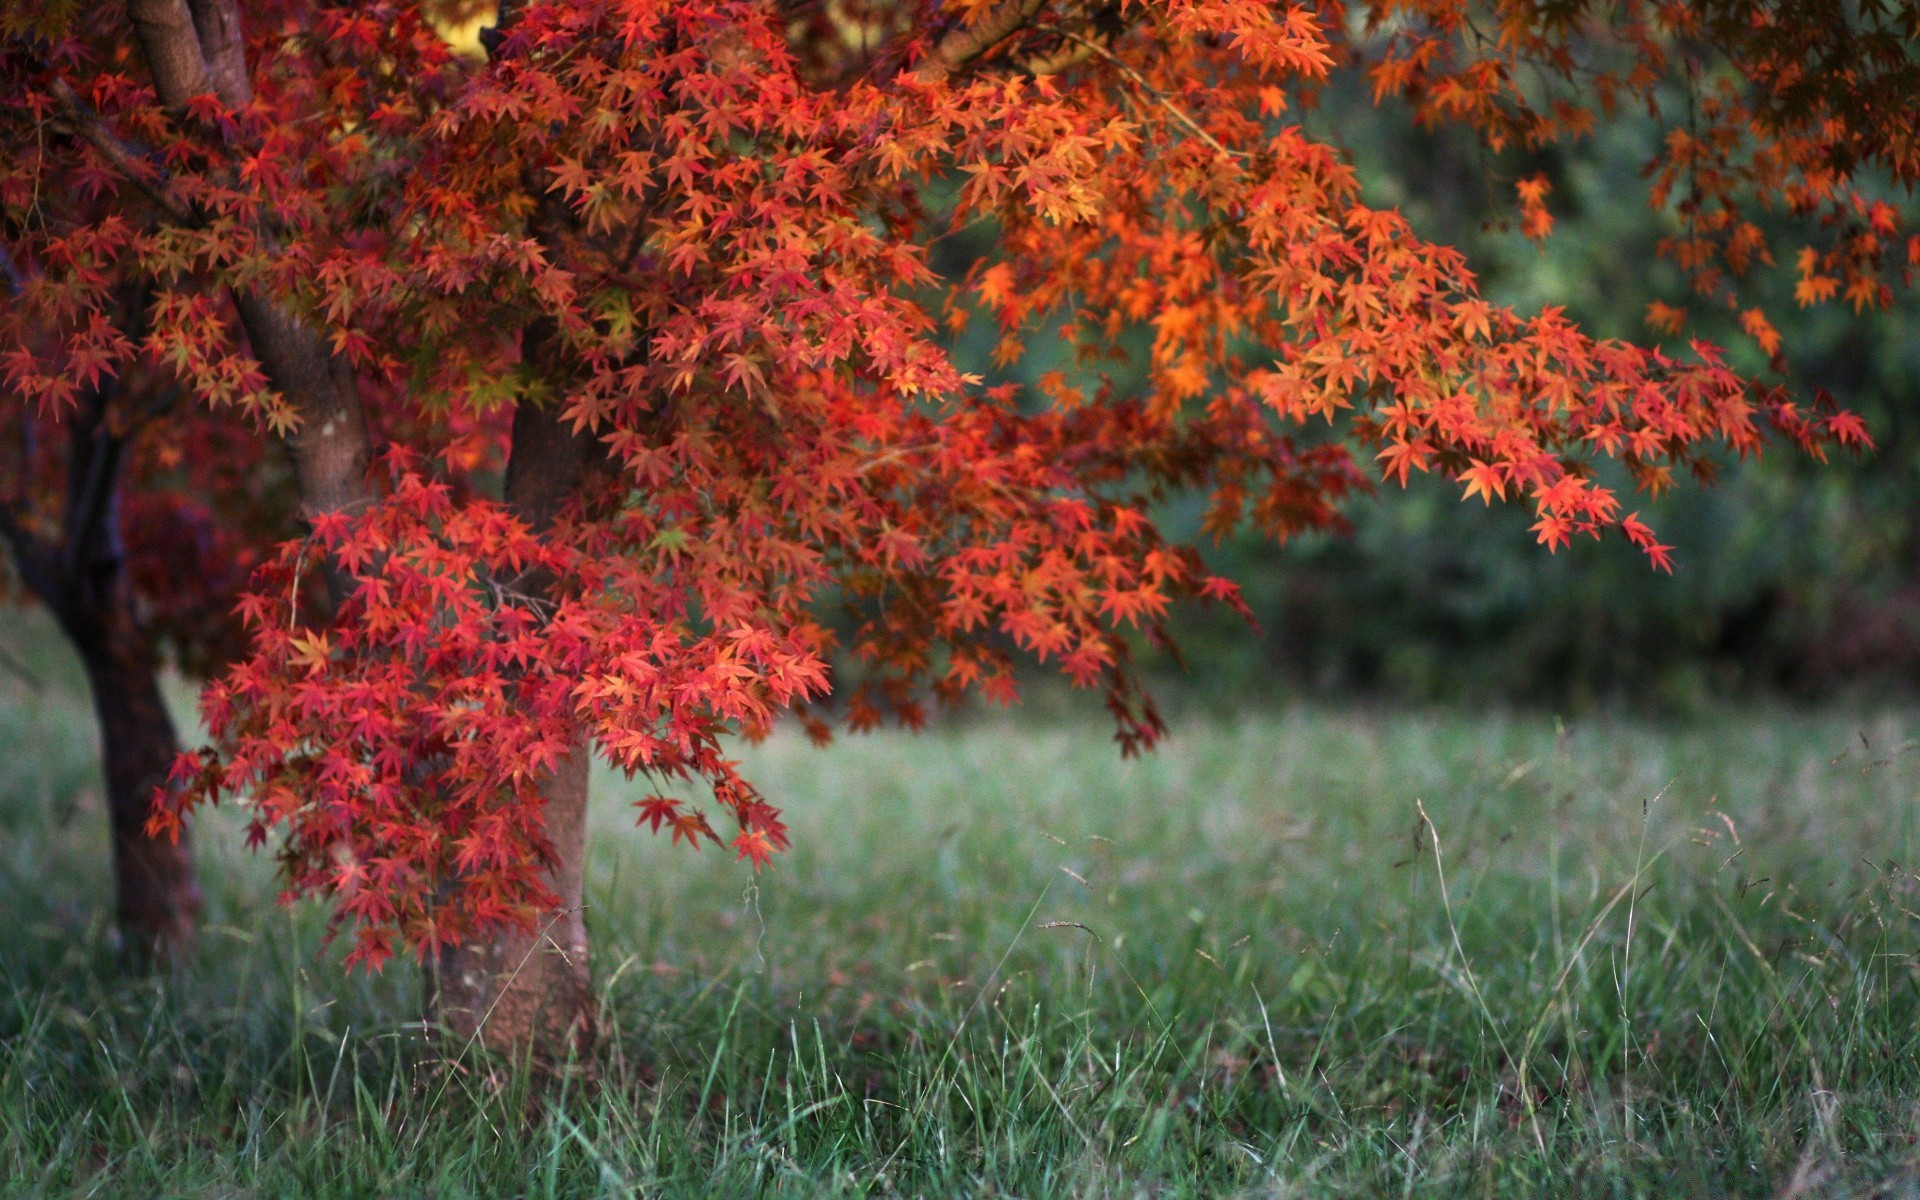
[3,664,1920,1196]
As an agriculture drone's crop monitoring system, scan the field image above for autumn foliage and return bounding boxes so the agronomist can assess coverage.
[0,0,1887,973]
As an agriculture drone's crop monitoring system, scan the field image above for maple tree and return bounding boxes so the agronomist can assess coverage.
[0,261,286,955]
[0,0,1891,1058]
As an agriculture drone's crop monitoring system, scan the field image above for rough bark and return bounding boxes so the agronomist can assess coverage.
[428,394,603,1066]
[126,0,216,106]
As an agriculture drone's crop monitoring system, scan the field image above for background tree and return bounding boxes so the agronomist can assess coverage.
[0,254,287,955]
[2,0,1879,1061]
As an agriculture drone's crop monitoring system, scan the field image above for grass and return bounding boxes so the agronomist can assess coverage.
[4,663,1920,1195]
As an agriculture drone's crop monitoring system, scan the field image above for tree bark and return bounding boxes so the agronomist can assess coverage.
[428,394,602,1066]
[2,520,202,958]
[428,741,594,1065]
[0,379,203,959]
[124,0,376,601]
[74,597,202,958]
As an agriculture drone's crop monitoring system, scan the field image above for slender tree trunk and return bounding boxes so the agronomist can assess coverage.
[74,598,201,957]
[428,742,594,1063]
[0,279,203,957]
[125,0,375,597]
[428,394,602,1065]
[3,515,201,958]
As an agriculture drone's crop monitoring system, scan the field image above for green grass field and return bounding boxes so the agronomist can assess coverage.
[5,663,1920,1196]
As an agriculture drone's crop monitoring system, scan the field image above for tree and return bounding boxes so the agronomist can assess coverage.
[2,0,1879,1059]
[0,259,284,956]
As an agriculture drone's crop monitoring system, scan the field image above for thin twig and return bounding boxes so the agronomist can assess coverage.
[921,0,1050,79]
[1040,27,1249,163]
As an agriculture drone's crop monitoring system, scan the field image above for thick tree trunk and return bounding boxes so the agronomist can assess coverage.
[428,394,603,1066]
[428,742,594,1064]
[75,605,201,958]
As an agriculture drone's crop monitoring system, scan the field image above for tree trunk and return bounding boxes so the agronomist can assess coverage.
[0,311,203,959]
[428,742,595,1064]
[126,0,376,606]
[3,524,201,958]
[75,603,201,958]
[427,393,603,1066]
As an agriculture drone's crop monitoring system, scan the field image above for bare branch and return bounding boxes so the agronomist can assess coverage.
[1041,27,1248,162]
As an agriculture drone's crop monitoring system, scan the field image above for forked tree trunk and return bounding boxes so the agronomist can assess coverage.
[74,599,202,957]
[428,394,603,1066]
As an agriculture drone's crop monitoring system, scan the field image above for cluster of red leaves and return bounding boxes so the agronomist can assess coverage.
[3,0,1872,964]
[1347,0,1918,355]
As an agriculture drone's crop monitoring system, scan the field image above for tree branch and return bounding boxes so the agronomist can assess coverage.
[126,0,216,110]
[919,0,1050,80]
[0,248,64,609]
[65,283,152,588]
[62,384,128,586]
[185,0,252,107]
[115,0,375,607]
[48,81,194,223]
[1040,27,1248,162]
[0,501,65,612]
[478,0,526,58]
